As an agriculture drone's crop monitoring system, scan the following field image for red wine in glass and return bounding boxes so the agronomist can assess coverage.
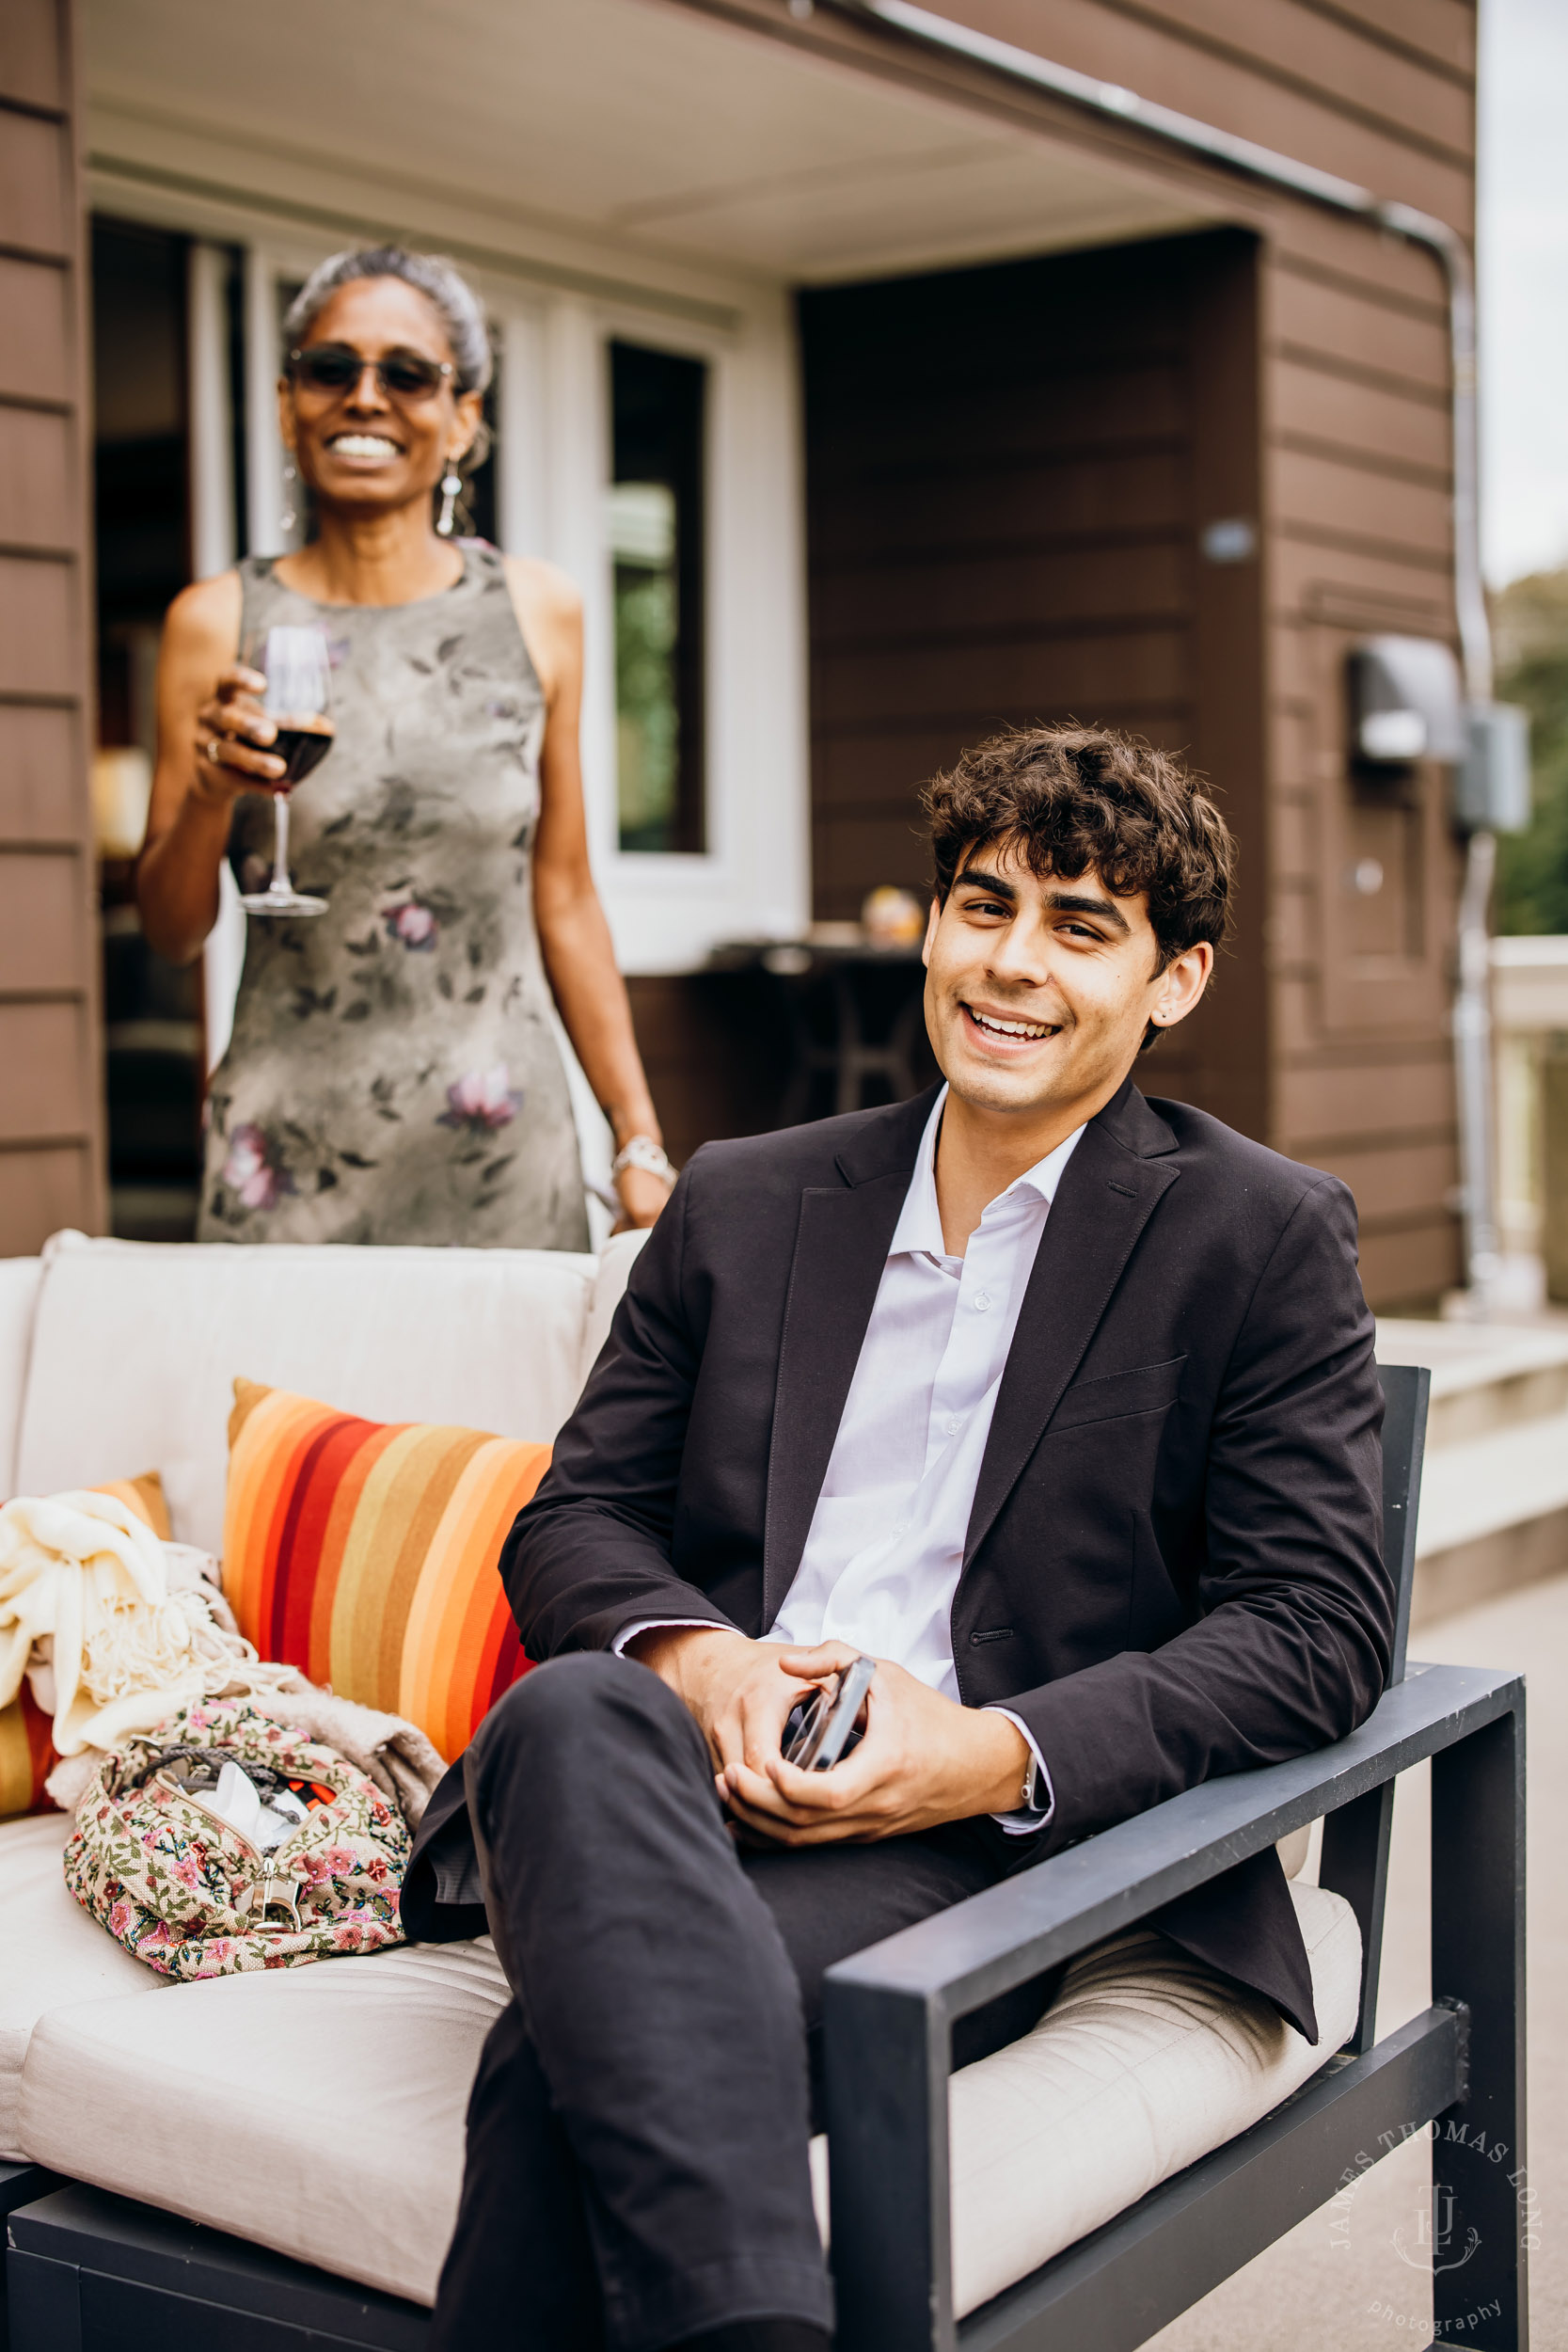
[270,720,335,788]
[240,628,334,917]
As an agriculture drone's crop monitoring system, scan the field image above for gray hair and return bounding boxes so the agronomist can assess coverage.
[282,246,493,395]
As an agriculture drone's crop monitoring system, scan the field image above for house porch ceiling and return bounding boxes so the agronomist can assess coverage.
[84,0,1214,288]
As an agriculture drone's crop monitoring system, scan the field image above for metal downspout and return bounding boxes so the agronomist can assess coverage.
[835,0,1499,1302]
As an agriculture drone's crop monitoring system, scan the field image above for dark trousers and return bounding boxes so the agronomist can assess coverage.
[430,1652,1057,2352]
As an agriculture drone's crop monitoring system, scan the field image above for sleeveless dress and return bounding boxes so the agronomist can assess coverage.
[198,548,590,1250]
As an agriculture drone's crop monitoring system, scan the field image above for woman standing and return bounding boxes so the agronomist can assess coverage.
[139,246,671,1248]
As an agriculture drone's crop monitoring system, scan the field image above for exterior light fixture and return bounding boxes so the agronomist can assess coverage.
[1347,637,1467,768]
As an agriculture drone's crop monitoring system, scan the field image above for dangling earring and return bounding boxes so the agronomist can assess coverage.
[436,459,463,538]
[279,459,298,536]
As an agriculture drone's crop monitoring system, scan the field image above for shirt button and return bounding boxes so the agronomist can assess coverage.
[973,1290,992,1312]
[945,1416,963,1437]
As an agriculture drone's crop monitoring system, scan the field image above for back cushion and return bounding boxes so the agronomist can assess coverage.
[0,1469,173,1818]
[17,1234,594,1554]
[223,1380,550,1763]
[0,1255,45,1498]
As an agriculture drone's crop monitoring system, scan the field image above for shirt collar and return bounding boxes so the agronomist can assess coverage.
[888,1085,1086,1263]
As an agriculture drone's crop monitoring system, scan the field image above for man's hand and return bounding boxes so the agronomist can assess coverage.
[625,1625,826,1794]
[718,1641,1033,1845]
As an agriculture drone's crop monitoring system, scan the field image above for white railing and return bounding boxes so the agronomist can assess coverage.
[1493,936,1568,1301]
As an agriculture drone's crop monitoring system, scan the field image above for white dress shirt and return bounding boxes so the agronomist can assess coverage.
[770,1089,1082,1826]
[619,1089,1085,1831]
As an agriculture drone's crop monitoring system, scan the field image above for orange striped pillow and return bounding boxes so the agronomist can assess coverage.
[0,1470,174,1820]
[223,1379,549,1763]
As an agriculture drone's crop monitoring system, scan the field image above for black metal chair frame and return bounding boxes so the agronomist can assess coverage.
[824,1363,1530,2351]
[4,1365,1530,2351]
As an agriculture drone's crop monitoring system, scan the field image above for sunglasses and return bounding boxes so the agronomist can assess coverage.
[287,342,455,401]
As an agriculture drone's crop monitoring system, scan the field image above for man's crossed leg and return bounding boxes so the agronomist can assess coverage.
[431,1655,1053,2351]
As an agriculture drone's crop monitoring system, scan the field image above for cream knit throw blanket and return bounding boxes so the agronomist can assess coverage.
[0,1490,444,1827]
[0,1490,263,1756]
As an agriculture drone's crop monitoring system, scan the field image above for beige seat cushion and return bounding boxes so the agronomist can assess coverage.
[14,1232,599,1553]
[0,1813,166,2160]
[21,1934,510,2296]
[940,1876,1360,2315]
[19,1879,1359,2313]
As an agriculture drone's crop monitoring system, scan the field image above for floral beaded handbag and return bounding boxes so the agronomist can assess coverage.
[63,1698,410,1979]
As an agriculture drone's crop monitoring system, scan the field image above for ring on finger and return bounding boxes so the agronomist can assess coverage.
[204,737,227,765]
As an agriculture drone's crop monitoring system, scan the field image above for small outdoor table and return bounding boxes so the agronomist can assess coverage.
[706,938,933,1124]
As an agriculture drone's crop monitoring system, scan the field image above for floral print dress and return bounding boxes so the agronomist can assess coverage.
[198,548,589,1249]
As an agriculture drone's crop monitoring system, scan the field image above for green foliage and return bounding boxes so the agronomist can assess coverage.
[1494,566,1568,935]
[614,563,679,854]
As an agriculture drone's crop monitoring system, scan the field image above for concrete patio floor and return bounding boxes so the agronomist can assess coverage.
[1149,1568,1567,2351]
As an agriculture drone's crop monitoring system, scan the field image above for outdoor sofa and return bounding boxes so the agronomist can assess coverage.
[0,1230,1527,2348]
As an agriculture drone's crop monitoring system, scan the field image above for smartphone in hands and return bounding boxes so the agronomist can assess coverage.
[783,1656,876,1772]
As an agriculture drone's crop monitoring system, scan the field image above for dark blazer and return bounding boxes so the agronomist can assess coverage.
[407,1078,1390,2042]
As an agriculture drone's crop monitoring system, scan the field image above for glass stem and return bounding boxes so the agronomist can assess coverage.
[271,791,292,894]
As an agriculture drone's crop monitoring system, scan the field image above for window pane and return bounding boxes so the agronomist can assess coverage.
[610,341,706,854]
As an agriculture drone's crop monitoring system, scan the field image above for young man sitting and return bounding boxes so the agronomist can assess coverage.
[405,723,1390,2352]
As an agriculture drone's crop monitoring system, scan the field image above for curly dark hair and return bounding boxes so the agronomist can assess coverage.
[922,723,1235,973]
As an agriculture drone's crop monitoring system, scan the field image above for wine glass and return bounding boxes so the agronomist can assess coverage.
[239,626,335,918]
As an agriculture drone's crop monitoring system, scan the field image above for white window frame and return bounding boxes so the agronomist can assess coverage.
[495,287,810,976]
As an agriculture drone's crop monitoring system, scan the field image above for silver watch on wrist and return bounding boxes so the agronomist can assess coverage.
[610,1135,676,1191]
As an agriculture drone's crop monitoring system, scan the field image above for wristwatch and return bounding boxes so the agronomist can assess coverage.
[611,1135,677,1190]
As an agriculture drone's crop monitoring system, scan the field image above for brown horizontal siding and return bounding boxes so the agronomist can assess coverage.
[626,975,796,1168]
[707,0,1469,1301]
[0,998,94,1140]
[954,0,1471,214]
[0,402,74,547]
[0,255,71,403]
[809,453,1188,565]
[1277,1051,1455,1148]
[1271,334,1451,413]
[0,702,83,837]
[1303,0,1474,78]
[812,624,1191,730]
[1271,447,1454,560]
[812,814,935,909]
[1091,0,1472,119]
[1268,261,1451,387]
[0,551,77,692]
[0,0,104,1253]
[1273,973,1329,1060]
[1259,175,1463,1301]
[802,230,1266,1128]
[0,1142,96,1247]
[0,847,85,990]
[0,7,67,107]
[1358,1216,1462,1311]
[1306,1135,1457,1225]
[1273,518,1452,580]
[1268,791,1317,883]
[811,540,1188,646]
[1269,358,1450,475]
[814,369,1188,475]
[1268,549,1451,631]
[1267,880,1317,968]
[811,705,1196,817]
[0,102,71,255]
